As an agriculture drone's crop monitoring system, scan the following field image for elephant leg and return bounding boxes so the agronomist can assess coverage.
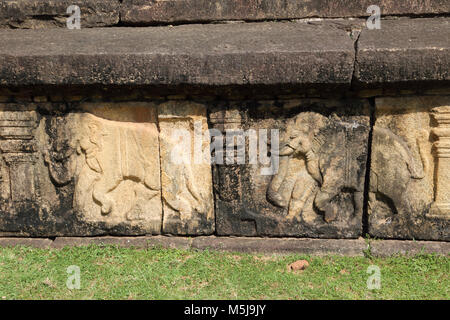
[126,183,151,221]
[92,174,122,215]
[267,188,288,208]
[314,190,333,212]
[142,169,160,202]
[393,191,408,216]
[386,183,408,215]
[353,191,364,216]
[287,177,317,219]
[368,192,377,214]
[314,190,339,222]
[266,156,290,207]
[143,168,160,191]
[323,203,338,223]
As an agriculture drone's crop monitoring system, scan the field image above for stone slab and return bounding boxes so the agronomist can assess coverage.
[52,236,193,249]
[0,0,120,29]
[370,240,450,257]
[0,237,52,248]
[0,23,354,88]
[0,19,447,88]
[51,236,149,248]
[145,235,193,250]
[192,236,367,256]
[369,96,450,241]
[355,18,450,87]
[0,100,217,236]
[211,99,370,238]
[121,0,450,25]
[158,101,215,235]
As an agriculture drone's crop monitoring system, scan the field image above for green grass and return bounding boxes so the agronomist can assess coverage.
[0,245,448,300]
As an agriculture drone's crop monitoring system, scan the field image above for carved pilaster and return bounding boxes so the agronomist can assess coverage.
[429,106,450,218]
[208,108,243,202]
[0,111,38,202]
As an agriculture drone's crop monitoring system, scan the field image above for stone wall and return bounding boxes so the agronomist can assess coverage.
[1,0,449,28]
[0,1,448,241]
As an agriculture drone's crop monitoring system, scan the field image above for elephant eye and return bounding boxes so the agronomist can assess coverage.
[290,130,300,138]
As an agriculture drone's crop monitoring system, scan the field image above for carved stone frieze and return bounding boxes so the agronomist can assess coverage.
[0,96,447,240]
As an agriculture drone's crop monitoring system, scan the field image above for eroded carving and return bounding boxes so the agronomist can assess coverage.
[368,96,449,240]
[212,99,370,238]
[369,127,429,215]
[43,115,77,186]
[159,101,214,235]
[38,102,215,235]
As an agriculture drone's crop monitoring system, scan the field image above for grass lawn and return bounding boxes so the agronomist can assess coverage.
[0,245,448,300]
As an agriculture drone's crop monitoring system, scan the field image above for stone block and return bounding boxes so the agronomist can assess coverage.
[192,236,367,256]
[158,101,215,235]
[369,96,450,240]
[0,101,214,236]
[355,18,450,87]
[0,237,52,248]
[121,0,450,25]
[370,239,450,257]
[0,0,120,29]
[211,99,370,238]
[0,23,354,88]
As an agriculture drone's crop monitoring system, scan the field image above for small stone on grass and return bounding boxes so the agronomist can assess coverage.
[287,260,309,272]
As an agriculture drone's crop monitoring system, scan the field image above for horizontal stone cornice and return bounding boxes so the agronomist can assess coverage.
[0,18,448,88]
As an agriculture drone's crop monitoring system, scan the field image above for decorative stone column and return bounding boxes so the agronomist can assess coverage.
[0,111,38,203]
[429,106,450,218]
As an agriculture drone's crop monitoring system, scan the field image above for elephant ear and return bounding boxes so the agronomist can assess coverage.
[86,157,102,173]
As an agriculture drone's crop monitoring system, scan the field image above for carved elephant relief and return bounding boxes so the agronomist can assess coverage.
[267,111,367,223]
[42,112,162,224]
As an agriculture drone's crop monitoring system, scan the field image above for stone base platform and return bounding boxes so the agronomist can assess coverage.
[0,236,448,257]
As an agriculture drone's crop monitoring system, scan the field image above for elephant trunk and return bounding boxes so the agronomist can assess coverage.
[44,153,74,186]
